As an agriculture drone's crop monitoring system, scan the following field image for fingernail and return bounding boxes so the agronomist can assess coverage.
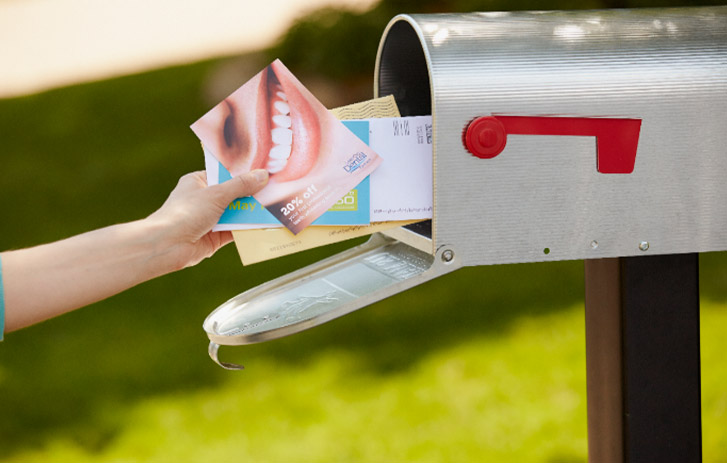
[252,169,269,183]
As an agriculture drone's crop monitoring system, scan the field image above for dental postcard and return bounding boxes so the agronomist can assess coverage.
[204,115,433,230]
[230,115,433,265]
[234,97,432,265]
[191,59,382,234]
[204,120,372,231]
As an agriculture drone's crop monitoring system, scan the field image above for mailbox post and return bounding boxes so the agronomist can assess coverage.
[205,7,726,462]
[585,255,702,462]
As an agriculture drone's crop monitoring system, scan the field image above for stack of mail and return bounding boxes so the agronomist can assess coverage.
[191,60,432,265]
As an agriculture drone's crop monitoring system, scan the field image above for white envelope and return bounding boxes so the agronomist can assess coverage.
[368,116,433,222]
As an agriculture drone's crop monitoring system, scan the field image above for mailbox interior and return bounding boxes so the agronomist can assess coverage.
[375,19,434,253]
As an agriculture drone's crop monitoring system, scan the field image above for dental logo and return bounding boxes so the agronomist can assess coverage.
[343,151,369,173]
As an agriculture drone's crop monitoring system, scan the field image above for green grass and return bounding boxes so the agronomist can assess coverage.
[0,58,725,462]
[2,304,591,462]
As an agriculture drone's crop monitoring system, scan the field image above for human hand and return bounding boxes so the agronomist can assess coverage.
[147,169,269,271]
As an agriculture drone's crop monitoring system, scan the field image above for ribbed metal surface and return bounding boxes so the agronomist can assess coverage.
[375,7,727,266]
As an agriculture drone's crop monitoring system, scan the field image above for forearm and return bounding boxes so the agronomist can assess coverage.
[0,169,268,335]
[2,218,177,332]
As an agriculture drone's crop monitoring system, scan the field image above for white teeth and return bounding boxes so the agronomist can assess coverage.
[273,100,290,115]
[271,127,293,145]
[267,88,293,175]
[269,144,291,160]
[266,159,286,173]
[272,114,291,128]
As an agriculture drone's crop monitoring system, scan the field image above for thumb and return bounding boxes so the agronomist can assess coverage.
[210,169,269,206]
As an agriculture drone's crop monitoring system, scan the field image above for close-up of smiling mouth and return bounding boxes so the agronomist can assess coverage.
[258,62,321,183]
[265,71,293,174]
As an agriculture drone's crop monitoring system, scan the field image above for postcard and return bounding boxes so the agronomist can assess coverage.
[206,115,433,230]
[230,116,433,264]
[191,59,382,234]
[232,95,417,265]
[204,120,371,231]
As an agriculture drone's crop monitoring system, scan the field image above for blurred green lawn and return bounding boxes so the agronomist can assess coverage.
[0,57,725,462]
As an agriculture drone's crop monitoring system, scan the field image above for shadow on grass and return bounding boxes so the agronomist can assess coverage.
[1,56,725,457]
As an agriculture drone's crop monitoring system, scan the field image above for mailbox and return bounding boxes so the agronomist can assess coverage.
[375,6,727,263]
[205,7,727,368]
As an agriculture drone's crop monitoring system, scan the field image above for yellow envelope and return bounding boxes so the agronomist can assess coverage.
[232,220,421,265]
[328,94,400,120]
[233,95,414,265]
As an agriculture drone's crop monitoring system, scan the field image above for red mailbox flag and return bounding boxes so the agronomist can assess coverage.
[464,115,642,174]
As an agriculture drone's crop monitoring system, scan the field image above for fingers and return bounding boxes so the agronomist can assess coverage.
[208,169,269,206]
[173,171,208,193]
[216,230,234,248]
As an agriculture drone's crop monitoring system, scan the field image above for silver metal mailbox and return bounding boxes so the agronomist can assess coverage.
[376,6,727,264]
[205,7,727,369]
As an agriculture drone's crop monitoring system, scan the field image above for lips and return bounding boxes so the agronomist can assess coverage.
[258,61,321,182]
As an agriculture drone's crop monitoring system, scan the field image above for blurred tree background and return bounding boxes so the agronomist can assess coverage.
[0,0,725,461]
[269,0,727,102]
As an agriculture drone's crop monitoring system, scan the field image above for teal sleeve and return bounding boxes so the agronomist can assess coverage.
[0,254,4,341]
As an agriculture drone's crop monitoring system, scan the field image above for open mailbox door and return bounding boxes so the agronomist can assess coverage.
[205,234,459,369]
[205,6,727,369]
